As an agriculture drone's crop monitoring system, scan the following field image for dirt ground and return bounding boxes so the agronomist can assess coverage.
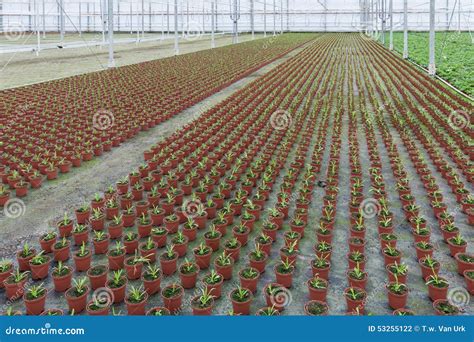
[0,33,264,90]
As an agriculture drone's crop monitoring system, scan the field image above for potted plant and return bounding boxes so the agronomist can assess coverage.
[386,262,408,284]
[447,234,467,256]
[307,275,328,302]
[263,283,290,311]
[463,270,473,294]
[255,233,273,256]
[0,259,13,289]
[75,203,90,225]
[214,251,234,280]
[161,283,184,313]
[142,264,162,295]
[232,223,250,247]
[86,296,111,316]
[454,253,474,275]
[57,212,73,237]
[311,255,331,280]
[108,215,124,239]
[256,306,280,316]
[4,269,29,300]
[347,264,368,289]
[151,226,168,248]
[274,258,295,288]
[229,286,253,315]
[386,279,409,310]
[139,237,158,263]
[73,242,92,272]
[183,217,198,241]
[193,242,212,269]
[107,241,126,271]
[204,224,222,251]
[202,270,224,299]
[344,287,366,313]
[426,274,449,301]
[39,231,57,254]
[123,232,139,255]
[23,283,47,315]
[124,254,148,280]
[179,259,200,289]
[191,287,215,315]
[393,308,415,315]
[29,252,51,280]
[304,300,329,316]
[125,286,148,315]
[17,242,36,271]
[52,237,70,262]
[146,307,171,316]
[72,224,89,246]
[239,267,260,293]
[433,299,459,316]
[65,277,90,313]
[92,230,109,255]
[171,231,189,257]
[164,213,180,234]
[382,246,401,266]
[249,244,268,274]
[160,245,178,275]
[106,270,127,304]
[87,264,108,290]
[52,261,72,292]
[419,255,440,280]
[280,240,299,265]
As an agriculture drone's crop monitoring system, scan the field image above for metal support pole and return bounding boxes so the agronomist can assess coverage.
[280,0,283,33]
[216,2,218,31]
[118,2,120,31]
[230,0,240,44]
[211,1,215,48]
[149,2,152,32]
[174,0,179,55]
[59,0,65,42]
[389,0,393,50]
[101,0,106,44]
[130,3,133,34]
[375,0,379,38]
[167,1,170,36]
[273,0,276,36]
[250,0,254,39]
[42,0,45,37]
[458,0,461,32]
[381,0,385,45]
[264,0,267,37]
[428,0,436,75]
[286,0,289,32]
[403,0,408,58]
[108,0,115,68]
[35,0,40,56]
[141,0,145,38]
[87,2,91,32]
[79,3,82,37]
[446,0,449,30]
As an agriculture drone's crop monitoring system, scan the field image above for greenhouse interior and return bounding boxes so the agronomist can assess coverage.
[0,0,473,327]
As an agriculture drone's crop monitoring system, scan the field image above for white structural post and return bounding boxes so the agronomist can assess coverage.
[35,0,40,56]
[211,1,215,48]
[59,0,65,43]
[286,0,289,31]
[87,2,91,32]
[389,0,393,50]
[101,0,106,44]
[273,0,276,36]
[428,0,436,75]
[280,0,283,33]
[79,2,82,36]
[167,1,170,36]
[141,0,145,38]
[250,0,254,39]
[446,0,449,30]
[215,2,218,31]
[130,2,133,34]
[230,0,240,44]
[174,0,179,55]
[149,2,152,32]
[403,0,408,58]
[42,0,45,37]
[108,0,115,68]
[375,0,379,38]
[458,0,461,32]
[381,0,385,44]
[264,0,267,37]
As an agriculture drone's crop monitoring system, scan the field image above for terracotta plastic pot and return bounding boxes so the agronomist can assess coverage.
[24,291,48,315]
[53,272,72,292]
[160,254,178,276]
[386,285,408,310]
[125,294,149,315]
[29,257,51,280]
[65,287,90,313]
[161,286,184,313]
[230,289,253,315]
